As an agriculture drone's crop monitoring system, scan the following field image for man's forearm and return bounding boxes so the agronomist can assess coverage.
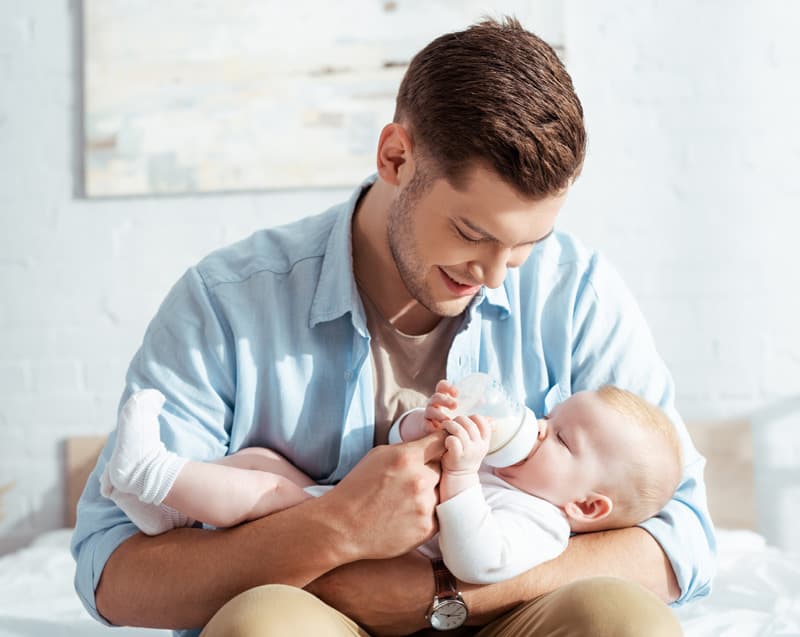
[462,526,679,625]
[96,498,351,628]
[308,527,678,635]
[94,435,445,630]
[307,551,435,636]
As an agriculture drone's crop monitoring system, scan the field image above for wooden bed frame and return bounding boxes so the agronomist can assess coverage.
[65,436,108,528]
[64,418,756,530]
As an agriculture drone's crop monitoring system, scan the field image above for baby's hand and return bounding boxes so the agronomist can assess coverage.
[423,379,459,431]
[441,414,491,475]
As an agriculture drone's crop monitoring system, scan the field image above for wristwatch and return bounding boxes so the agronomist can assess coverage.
[426,558,468,630]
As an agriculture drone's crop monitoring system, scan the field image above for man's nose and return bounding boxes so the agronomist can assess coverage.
[468,247,511,289]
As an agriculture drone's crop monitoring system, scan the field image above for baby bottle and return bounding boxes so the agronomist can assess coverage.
[452,373,540,468]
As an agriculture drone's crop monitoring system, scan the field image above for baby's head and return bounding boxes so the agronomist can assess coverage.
[493,386,683,533]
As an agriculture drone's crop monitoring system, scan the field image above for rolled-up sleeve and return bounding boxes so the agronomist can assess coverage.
[567,254,717,605]
[639,454,717,604]
[71,477,140,624]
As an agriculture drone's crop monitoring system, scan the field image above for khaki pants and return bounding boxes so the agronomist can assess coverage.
[200,577,683,637]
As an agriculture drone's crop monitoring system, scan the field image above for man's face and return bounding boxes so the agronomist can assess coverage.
[386,165,567,317]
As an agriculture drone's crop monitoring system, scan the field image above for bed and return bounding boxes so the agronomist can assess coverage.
[0,426,797,637]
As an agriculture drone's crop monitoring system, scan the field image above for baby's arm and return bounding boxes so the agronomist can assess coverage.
[392,380,459,442]
[434,400,567,584]
[437,482,570,584]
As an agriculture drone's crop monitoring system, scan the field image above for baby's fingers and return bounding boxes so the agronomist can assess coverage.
[466,414,493,442]
[435,379,459,398]
[453,415,488,443]
[429,391,457,410]
[443,420,473,452]
[444,433,464,458]
[424,404,452,423]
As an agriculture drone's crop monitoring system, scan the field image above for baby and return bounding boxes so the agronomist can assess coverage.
[393,380,683,583]
[100,381,682,584]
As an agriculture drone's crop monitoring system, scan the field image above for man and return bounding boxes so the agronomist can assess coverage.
[72,17,715,637]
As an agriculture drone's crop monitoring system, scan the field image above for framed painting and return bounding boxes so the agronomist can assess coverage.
[82,1,563,197]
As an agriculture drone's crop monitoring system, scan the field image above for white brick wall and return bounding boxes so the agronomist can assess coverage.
[1,0,798,552]
[561,0,800,421]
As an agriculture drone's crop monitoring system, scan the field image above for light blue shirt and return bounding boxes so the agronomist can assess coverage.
[72,175,716,636]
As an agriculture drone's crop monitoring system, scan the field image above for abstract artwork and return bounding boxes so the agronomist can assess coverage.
[83,1,563,197]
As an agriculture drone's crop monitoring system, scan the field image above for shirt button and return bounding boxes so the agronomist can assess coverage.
[344,370,352,380]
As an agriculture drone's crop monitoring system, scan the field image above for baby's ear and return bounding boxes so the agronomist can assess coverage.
[564,492,613,524]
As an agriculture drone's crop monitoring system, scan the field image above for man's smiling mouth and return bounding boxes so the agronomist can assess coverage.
[441,268,480,289]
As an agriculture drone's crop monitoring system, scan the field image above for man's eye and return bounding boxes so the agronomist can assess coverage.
[557,432,569,449]
[456,227,481,243]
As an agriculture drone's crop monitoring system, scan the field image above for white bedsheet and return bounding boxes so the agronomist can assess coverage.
[675,529,800,636]
[0,529,168,637]
[0,528,797,636]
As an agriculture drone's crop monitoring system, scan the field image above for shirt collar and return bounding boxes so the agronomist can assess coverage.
[309,174,378,333]
[479,284,511,319]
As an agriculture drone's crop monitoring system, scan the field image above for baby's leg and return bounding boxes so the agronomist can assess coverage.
[100,470,192,536]
[104,444,315,533]
[213,447,316,488]
[102,391,314,530]
[217,449,334,498]
[164,455,313,528]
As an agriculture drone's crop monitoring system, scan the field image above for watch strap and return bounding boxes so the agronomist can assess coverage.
[432,557,458,599]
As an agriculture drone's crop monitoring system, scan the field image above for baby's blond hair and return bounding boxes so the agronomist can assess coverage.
[595,386,683,529]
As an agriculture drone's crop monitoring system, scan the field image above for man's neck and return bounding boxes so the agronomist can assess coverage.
[351,181,441,336]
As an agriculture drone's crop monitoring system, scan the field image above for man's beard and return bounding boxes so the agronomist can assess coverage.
[386,172,472,318]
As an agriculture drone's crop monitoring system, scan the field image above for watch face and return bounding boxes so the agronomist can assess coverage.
[430,598,468,630]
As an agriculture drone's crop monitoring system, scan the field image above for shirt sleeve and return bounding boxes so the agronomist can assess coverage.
[387,407,425,444]
[436,478,569,585]
[568,254,717,605]
[71,266,236,624]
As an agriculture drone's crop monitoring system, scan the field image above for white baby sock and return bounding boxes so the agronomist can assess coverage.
[100,470,193,535]
[105,389,188,505]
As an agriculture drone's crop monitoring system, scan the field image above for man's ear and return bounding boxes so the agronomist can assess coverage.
[375,122,415,186]
[564,492,613,524]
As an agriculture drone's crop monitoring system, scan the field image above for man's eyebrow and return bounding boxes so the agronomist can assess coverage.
[457,217,555,246]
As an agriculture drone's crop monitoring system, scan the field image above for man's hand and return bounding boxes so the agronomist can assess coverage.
[316,431,446,562]
[307,551,436,636]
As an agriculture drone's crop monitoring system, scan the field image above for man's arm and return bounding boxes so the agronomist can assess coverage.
[463,526,679,622]
[97,501,347,628]
[308,525,676,636]
[95,435,445,629]
[555,249,716,602]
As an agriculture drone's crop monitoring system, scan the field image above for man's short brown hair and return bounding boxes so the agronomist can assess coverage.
[394,16,586,199]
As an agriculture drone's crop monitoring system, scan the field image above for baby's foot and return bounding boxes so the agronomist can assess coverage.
[100,469,192,535]
[106,389,186,504]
